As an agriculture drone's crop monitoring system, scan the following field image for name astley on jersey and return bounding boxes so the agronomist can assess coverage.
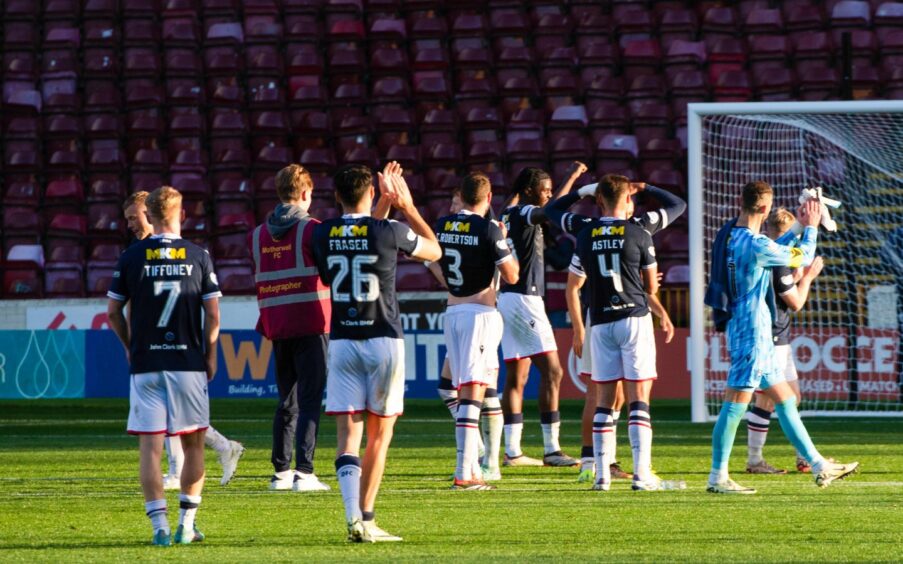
[311,215,420,340]
[499,204,545,296]
[571,219,657,326]
[108,235,222,373]
[434,211,512,297]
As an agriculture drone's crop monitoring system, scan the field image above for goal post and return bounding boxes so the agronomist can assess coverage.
[688,101,903,422]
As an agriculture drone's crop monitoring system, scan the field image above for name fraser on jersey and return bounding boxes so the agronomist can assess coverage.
[329,239,369,250]
[143,264,195,277]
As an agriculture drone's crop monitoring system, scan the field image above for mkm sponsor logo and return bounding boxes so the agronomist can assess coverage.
[146,247,187,260]
[330,225,368,237]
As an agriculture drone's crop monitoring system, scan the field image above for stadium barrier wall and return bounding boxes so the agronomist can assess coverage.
[0,296,691,400]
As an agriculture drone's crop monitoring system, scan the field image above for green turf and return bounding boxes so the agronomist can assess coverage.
[1,399,901,562]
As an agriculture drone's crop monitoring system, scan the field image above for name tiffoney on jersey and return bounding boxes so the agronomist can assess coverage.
[439,221,478,245]
[329,224,369,250]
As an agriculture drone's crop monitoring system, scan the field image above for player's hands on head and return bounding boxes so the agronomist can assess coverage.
[569,161,588,178]
[797,199,822,228]
[803,255,824,280]
[659,313,675,344]
[629,182,646,195]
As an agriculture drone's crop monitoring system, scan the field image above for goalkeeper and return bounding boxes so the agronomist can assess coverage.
[705,181,858,494]
[745,208,824,475]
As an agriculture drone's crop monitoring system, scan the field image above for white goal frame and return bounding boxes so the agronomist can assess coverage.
[688,101,903,422]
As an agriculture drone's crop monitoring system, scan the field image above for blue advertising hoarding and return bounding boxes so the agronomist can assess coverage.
[0,331,85,399]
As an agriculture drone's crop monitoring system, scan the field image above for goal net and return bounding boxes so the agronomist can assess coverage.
[688,101,903,422]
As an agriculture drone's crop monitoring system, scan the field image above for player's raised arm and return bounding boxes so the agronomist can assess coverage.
[373,161,400,220]
[566,255,587,358]
[554,161,588,199]
[777,256,824,312]
[633,182,687,235]
[754,200,821,269]
[387,170,441,262]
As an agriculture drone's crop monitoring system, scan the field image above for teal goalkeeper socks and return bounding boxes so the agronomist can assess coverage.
[711,401,747,477]
[774,398,822,468]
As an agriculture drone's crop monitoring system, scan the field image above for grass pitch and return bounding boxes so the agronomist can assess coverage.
[1,399,901,562]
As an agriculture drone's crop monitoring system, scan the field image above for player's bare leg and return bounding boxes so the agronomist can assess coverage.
[140,434,170,545]
[453,385,494,490]
[501,359,541,466]
[534,352,577,466]
[173,430,206,544]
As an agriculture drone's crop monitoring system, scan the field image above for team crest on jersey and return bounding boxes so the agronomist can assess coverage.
[444,220,471,233]
[329,225,368,237]
[591,225,625,237]
[146,247,187,260]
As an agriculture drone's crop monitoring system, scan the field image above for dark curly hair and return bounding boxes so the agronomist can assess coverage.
[512,167,551,199]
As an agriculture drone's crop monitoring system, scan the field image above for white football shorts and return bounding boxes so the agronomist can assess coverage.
[444,303,503,389]
[498,292,558,361]
[775,344,798,383]
[127,371,210,436]
[590,314,657,383]
[325,337,405,417]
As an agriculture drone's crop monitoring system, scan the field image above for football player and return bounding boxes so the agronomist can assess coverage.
[123,191,244,490]
[705,181,858,494]
[312,164,441,542]
[746,208,824,474]
[545,180,686,481]
[434,173,519,489]
[565,175,673,491]
[108,186,221,545]
[498,164,585,467]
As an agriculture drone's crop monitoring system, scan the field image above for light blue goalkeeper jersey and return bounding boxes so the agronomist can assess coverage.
[725,225,818,390]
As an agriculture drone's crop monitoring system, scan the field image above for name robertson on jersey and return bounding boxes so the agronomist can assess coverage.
[143,264,195,277]
[438,232,479,246]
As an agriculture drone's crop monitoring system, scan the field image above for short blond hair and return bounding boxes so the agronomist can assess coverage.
[275,164,313,203]
[767,207,795,235]
[145,186,182,223]
[122,190,149,212]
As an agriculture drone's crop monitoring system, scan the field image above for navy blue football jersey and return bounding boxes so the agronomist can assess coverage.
[312,215,421,340]
[570,219,657,325]
[771,265,795,345]
[499,204,545,296]
[108,234,222,373]
[559,206,669,238]
[435,211,512,297]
